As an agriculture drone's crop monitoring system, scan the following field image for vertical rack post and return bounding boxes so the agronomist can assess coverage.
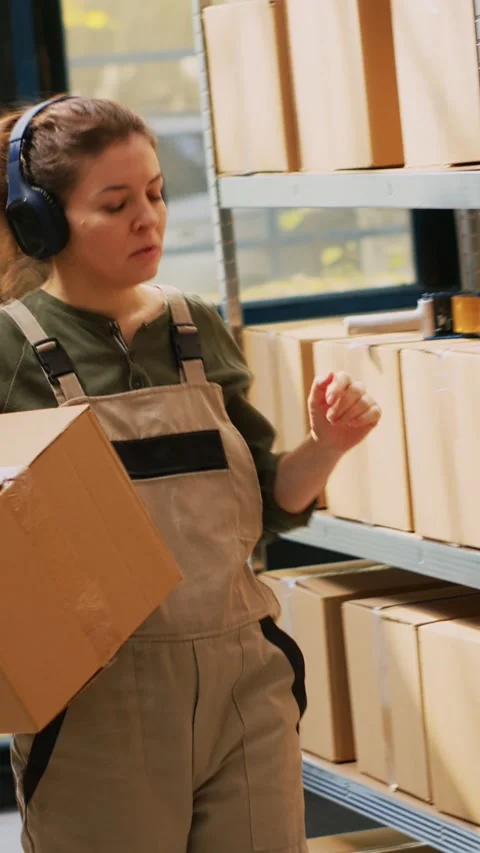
[455,210,480,290]
[192,0,244,345]
[454,2,480,291]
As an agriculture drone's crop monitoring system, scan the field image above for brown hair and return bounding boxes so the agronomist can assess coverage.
[0,96,156,302]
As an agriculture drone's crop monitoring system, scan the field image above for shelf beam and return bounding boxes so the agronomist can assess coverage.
[219,171,480,210]
[283,513,480,590]
[302,756,479,853]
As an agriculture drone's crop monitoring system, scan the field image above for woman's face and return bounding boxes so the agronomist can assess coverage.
[60,133,167,288]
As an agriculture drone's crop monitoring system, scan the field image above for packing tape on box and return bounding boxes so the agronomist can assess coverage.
[0,466,27,486]
[282,574,317,638]
[0,466,33,531]
[435,349,463,543]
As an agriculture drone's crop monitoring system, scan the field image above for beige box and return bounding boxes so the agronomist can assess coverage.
[273,566,446,762]
[391,0,480,166]
[287,0,403,171]
[420,616,480,826]
[314,334,421,531]
[401,340,480,547]
[0,405,181,733]
[203,0,299,174]
[275,322,348,451]
[343,587,480,801]
[244,318,344,454]
[258,561,377,632]
[308,828,433,852]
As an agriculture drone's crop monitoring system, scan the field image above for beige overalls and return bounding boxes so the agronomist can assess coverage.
[2,287,308,853]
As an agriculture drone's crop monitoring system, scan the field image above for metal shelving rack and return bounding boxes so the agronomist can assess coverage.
[193,1,480,850]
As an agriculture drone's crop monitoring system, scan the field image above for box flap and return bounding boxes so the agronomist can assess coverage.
[317,332,422,352]
[383,594,480,627]
[421,615,480,641]
[280,323,348,341]
[262,561,378,584]
[344,585,472,620]
[298,567,437,600]
[307,828,421,851]
[0,405,89,471]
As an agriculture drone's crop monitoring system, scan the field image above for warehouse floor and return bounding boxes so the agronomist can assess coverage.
[0,794,378,850]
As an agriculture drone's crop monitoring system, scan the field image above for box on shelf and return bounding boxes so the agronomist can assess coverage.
[308,828,432,852]
[258,561,377,632]
[343,587,480,801]
[263,565,446,763]
[391,0,480,166]
[420,616,480,825]
[203,0,299,174]
[287,0,403,171]
[244,318,345,453]
[275,322,350,453]
[0,405,181,733]
[401,340,480,547]
[313,334,421,531]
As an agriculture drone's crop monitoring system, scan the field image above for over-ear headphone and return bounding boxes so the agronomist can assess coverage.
[6,95,73,260]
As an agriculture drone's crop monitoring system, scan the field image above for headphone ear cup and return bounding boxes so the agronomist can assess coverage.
[34,187,70,251]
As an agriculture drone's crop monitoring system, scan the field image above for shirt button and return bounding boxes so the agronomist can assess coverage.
[132,378,144,390]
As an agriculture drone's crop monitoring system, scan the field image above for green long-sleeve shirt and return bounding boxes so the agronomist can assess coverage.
[0,289,314,539]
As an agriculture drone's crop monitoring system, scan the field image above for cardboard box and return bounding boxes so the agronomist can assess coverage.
[275,565,446,762]
[259,561,377,632]
[343,587,480,800]
[391,0,480,166]
[0,405,181,733]
[275,322,348,452]
[420,616,480,825]
[203,0,299,174]
[287,0,403,170]
[244,318,344,454]
[308,828,431,852]
[313,334,421,531]
[401,340,480,547]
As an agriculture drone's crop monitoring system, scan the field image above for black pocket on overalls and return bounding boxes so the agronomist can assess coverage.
[21,709,68,807]
[260,617,307,724]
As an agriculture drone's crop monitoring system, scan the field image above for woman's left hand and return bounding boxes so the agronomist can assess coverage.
[308,371,381,456]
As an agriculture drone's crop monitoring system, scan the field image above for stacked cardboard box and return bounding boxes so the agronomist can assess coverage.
[401,340,480,548]
[391,0,480,167]
[286,0,403,171]
[314,333,421,531]
[244,318,346,454]
[203,0,299,174]
[344,586,480,802]
[260,564,446,762]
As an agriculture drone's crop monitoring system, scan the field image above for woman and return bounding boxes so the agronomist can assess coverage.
[0,96,380,853]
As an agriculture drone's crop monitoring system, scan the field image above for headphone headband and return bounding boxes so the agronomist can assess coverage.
[9,95,73,147]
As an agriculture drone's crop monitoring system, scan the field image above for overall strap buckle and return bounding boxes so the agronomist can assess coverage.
[33,337,76,384]
[171,323,203,365]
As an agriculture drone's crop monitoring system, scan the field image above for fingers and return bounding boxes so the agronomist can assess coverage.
[327,379,365,422]
[333,393,372,426]
[349,403,382,429]
[311,371,382,431]
[325,372,351,406]
[308,373,335,408]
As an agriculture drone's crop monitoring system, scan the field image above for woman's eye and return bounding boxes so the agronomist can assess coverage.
[105,202,126,214]
[149,194,163,203]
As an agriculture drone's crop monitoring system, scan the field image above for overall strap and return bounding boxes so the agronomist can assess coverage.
[160,286,207,385]
[0,300,86,405]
